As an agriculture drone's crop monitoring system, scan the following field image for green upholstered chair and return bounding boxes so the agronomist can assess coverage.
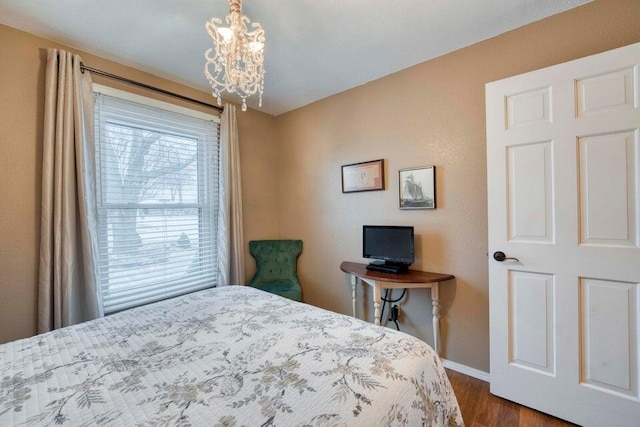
[248,240,303,302]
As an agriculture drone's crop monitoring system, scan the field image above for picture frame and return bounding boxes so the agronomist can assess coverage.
[399,165,436,209]
[341,159,385,193]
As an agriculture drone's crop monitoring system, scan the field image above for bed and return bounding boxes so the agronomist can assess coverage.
[0,286,462,426]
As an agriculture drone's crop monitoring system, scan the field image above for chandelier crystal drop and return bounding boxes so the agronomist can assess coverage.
[204,0,265,112]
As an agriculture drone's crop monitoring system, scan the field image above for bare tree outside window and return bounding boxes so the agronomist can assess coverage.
[102,124,198,254]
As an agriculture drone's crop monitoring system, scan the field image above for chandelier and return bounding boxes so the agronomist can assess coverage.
[204,0,265,112]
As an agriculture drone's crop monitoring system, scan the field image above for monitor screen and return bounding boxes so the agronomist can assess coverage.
[363,225,414,265]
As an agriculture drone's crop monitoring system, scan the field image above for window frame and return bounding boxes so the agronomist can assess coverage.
[92,84,221,314]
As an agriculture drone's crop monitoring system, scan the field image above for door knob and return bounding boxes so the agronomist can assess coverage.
[493,251,520,262]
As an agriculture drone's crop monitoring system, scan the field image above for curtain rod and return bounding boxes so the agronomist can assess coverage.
[79,63,224,113]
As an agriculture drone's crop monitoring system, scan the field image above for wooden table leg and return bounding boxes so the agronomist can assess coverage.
[351,275,357,318]
[432,283,440,354]
[373,282,381,326]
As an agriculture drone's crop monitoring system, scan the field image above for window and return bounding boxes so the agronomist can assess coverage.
[93,86,220,314]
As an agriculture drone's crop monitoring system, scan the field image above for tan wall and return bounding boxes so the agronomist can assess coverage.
[274,0,640,372]
[0,24,278,344]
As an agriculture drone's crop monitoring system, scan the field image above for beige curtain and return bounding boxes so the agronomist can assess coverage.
[38,48,102,333]
[218,103,246,285]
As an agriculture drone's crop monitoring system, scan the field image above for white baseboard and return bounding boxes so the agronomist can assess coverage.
[441,358,490,382]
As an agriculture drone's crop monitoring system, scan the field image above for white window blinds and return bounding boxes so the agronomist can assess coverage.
[93,89,220,314]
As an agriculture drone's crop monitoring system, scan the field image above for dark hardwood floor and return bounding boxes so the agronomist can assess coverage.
[445,369,578,427]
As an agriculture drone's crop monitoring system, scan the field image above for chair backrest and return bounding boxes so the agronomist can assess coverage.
[248,240,302,284]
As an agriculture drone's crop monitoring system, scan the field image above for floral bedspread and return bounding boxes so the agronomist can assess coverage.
[0,286,462,426]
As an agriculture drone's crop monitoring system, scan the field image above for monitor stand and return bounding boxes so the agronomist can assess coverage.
[365,261,409,274]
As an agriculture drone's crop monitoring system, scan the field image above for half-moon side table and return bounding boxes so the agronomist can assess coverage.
[340,261,455,355]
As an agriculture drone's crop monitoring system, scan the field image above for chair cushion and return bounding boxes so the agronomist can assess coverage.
[251,281,302,302]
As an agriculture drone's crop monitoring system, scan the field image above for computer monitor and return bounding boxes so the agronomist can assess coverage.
[363,225,414,273]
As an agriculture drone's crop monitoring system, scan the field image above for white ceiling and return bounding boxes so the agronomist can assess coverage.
[0,0,591,116]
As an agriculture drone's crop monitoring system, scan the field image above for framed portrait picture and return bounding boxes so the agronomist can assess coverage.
[341,159,384,193]
[399,166,436,209]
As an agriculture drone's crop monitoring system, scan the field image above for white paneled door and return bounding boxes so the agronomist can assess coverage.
[486,42,640,427]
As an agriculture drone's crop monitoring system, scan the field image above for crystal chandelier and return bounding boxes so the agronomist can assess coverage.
[204,0,265,112]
